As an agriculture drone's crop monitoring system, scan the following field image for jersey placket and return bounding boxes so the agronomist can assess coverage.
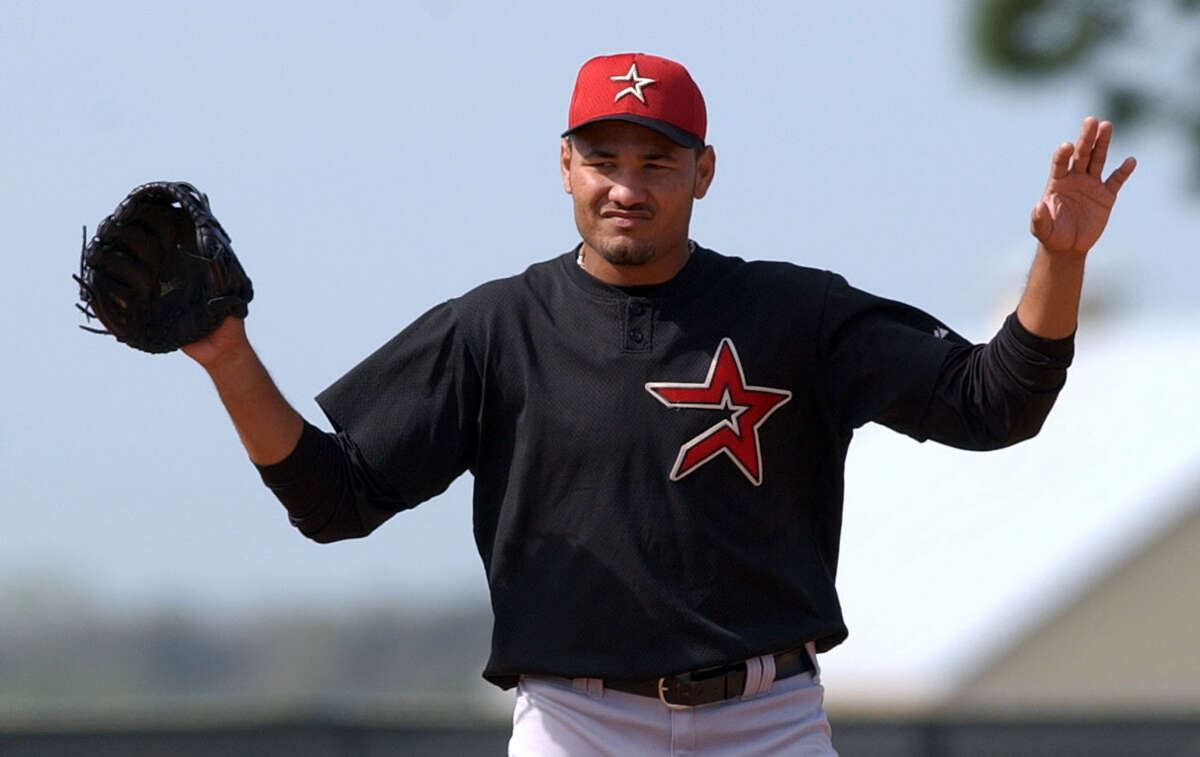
[623,297,653,352]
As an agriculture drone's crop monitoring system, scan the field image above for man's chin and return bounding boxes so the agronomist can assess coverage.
[591,239,656,267]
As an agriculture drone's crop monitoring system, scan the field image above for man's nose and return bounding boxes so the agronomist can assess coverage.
[608,173,648,206]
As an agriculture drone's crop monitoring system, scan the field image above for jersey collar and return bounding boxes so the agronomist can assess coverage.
[562,240,712,302]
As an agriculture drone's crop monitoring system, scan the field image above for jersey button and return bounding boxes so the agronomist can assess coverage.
[629,328,644,344]
[630,302,646,316]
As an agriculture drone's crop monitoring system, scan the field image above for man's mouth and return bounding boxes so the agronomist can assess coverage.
[601,209,652,228]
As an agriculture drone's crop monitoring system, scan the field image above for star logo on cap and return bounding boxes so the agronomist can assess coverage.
[610,63,656,104]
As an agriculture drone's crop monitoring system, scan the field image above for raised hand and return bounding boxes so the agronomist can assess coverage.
[1031,116,1136,257]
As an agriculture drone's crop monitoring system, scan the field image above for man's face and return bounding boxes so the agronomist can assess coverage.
[561,121,715,268]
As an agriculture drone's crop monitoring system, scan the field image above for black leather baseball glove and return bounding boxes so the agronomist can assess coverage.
[74,181,253,354]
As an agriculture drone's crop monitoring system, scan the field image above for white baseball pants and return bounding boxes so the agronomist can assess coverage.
[508,646,837,756]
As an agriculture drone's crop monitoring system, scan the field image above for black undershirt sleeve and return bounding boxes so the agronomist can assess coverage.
[255,299,481,544]
[821,273,1075,449]
[915,311,1074,449]
[255,420,407,543]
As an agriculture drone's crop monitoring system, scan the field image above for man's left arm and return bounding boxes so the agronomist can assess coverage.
[906,117,1137,449]
[822,117,1135,447]
[1015,116,1136,339]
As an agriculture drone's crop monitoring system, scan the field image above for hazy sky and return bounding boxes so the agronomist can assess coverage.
[3,0,1197,700]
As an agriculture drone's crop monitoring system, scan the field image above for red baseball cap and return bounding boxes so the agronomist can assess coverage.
[563,53,706,149]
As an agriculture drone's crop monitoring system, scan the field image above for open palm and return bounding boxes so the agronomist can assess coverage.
[1032,117,1136,257]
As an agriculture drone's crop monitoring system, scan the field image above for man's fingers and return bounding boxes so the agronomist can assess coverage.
[1049,142,1072,180]
[1088,121,1112,178]
[1073,116,1099,173]
[1105,156,1137,194]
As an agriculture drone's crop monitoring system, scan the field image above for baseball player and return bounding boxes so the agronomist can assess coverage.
[183,53,1135,755]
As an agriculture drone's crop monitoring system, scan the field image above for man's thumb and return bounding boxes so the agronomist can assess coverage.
[1030,201,1050,240]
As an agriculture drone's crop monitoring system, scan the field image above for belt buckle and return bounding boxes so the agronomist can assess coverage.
[656,677,692,710]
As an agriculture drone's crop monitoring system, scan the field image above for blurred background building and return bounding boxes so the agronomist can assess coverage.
[953,475,1200,714]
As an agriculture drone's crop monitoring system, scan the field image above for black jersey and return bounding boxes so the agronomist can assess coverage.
[261,244,1073,689]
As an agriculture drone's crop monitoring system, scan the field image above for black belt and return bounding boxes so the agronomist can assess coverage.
[599,645,813,708]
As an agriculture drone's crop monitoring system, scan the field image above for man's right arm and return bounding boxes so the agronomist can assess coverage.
[182,317,304,466]
[183,317,401,541]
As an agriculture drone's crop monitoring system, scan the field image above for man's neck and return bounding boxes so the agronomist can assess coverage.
[577,240,694,286]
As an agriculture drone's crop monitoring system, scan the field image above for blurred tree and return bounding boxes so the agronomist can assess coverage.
[971,0,1200,187]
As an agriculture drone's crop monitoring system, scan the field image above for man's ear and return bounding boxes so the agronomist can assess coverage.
[693,145,716,200]
[560,138,573,194]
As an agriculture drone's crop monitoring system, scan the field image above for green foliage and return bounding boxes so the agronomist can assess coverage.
[971,0,1124,77]
[0,601,498,721]
[971,0,1200,188]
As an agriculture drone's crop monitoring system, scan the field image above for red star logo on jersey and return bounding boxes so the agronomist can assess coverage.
[645,339,792,486]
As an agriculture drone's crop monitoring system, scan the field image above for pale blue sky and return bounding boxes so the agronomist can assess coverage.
[2,0,1197,692]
